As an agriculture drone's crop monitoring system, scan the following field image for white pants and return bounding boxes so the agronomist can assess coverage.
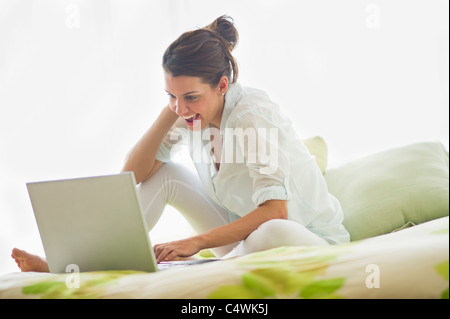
[138,162,328,258]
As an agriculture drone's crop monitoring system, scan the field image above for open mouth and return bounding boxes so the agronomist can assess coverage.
[183,113,200,126]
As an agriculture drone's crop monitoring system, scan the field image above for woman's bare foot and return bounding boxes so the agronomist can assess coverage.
[11,248,50,272]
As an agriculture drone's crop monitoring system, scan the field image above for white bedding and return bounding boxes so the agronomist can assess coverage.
[0,216,448,299]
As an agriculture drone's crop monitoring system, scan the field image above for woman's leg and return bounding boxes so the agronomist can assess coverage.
[11,162,235,272]
[222,219,329,258]
[138,162,238,257]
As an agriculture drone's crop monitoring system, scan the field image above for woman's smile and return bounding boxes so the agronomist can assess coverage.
[165,73,227,130]
[183,113,201,126]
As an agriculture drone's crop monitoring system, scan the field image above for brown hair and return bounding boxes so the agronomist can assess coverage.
[162,15,239,87]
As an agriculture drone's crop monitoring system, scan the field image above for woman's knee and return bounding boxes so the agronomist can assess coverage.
[256,219,298,246]
[138,162,191,201]
[254,219,328,248]
[257,219,288,231]
[240,219,293,253]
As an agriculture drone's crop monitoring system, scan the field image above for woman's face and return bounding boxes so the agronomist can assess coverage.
[164,72,227,131]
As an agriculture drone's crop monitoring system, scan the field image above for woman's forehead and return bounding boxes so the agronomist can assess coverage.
[164,73,209,94]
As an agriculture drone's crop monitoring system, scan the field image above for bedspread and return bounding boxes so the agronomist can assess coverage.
[1,217,448,299]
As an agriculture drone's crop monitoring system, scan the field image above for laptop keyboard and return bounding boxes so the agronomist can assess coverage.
[157,259,219,271]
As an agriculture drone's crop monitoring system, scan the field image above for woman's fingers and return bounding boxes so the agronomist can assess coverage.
[153,238,200,263]
[154,243,170,263]
[154,243,179,263]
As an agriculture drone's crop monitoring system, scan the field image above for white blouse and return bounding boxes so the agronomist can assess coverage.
[156,83,350,245]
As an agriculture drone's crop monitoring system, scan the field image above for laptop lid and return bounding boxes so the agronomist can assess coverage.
[26,172,158,273]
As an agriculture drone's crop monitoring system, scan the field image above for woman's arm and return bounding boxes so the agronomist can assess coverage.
[122,105,179,184]
[153,199,288,262]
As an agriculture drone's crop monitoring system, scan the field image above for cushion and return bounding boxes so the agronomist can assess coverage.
[324,141,449,241]
[303,136,328,174]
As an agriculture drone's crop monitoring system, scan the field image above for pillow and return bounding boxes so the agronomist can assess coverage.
[303,136,328,174]
[324,141,449,241]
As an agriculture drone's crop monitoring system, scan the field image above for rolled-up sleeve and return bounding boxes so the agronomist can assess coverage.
[235,111,291,207]
[155,119,188,163]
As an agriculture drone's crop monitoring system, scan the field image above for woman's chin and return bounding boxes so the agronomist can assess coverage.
[187,118,206,131]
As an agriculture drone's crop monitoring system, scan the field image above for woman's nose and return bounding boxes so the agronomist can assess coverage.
[174,101,188,116]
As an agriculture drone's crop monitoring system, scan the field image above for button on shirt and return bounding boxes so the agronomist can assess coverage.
[156,83,350,245]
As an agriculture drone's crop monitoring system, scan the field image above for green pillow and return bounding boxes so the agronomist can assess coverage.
[324,142,449,241]
[303,136,328,174]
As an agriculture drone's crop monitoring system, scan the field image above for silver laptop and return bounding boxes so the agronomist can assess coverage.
[27,172,214,274]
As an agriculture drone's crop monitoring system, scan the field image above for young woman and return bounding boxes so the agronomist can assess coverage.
[12,15,349,271]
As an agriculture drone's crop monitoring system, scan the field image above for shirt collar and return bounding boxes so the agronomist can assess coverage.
[218,82,243,135]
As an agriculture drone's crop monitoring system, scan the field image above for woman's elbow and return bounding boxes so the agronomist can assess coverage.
[276,207,288,220]
[260,200,288,220]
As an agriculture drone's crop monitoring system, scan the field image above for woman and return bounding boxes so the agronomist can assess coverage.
[12,15,349,271]
[119,15,350,262]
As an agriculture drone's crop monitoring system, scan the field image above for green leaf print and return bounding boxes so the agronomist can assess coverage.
[435,260,449,299]
[209,284,266,299]
[22,270,142,299]
[22,281,67,297]
[209,246,348,299]
[300,277,345,299]
[436,260,449,280]
[431,228,449,235]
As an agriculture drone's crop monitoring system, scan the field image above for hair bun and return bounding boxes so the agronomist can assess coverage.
[207,15,239,52]
[163,15,239,85]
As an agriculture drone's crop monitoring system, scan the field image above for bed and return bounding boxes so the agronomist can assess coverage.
[1,140,448,299]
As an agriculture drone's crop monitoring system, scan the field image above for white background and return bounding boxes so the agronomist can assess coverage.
[0,0,448,275]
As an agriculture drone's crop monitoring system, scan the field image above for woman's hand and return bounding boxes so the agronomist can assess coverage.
[153,200,288,263]
[153,236,203,263]
[121,105,179,184]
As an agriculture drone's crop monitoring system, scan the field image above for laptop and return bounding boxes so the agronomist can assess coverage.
[26,172,216,273]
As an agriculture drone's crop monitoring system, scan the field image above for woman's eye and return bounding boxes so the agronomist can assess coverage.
[186,96,198,101]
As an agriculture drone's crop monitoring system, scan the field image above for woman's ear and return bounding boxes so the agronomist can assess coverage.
[218,75,229,95]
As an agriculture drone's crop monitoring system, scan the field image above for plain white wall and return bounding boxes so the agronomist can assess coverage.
[0,0,448,274]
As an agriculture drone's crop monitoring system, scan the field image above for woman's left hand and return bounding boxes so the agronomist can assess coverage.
[153,237,202,263]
